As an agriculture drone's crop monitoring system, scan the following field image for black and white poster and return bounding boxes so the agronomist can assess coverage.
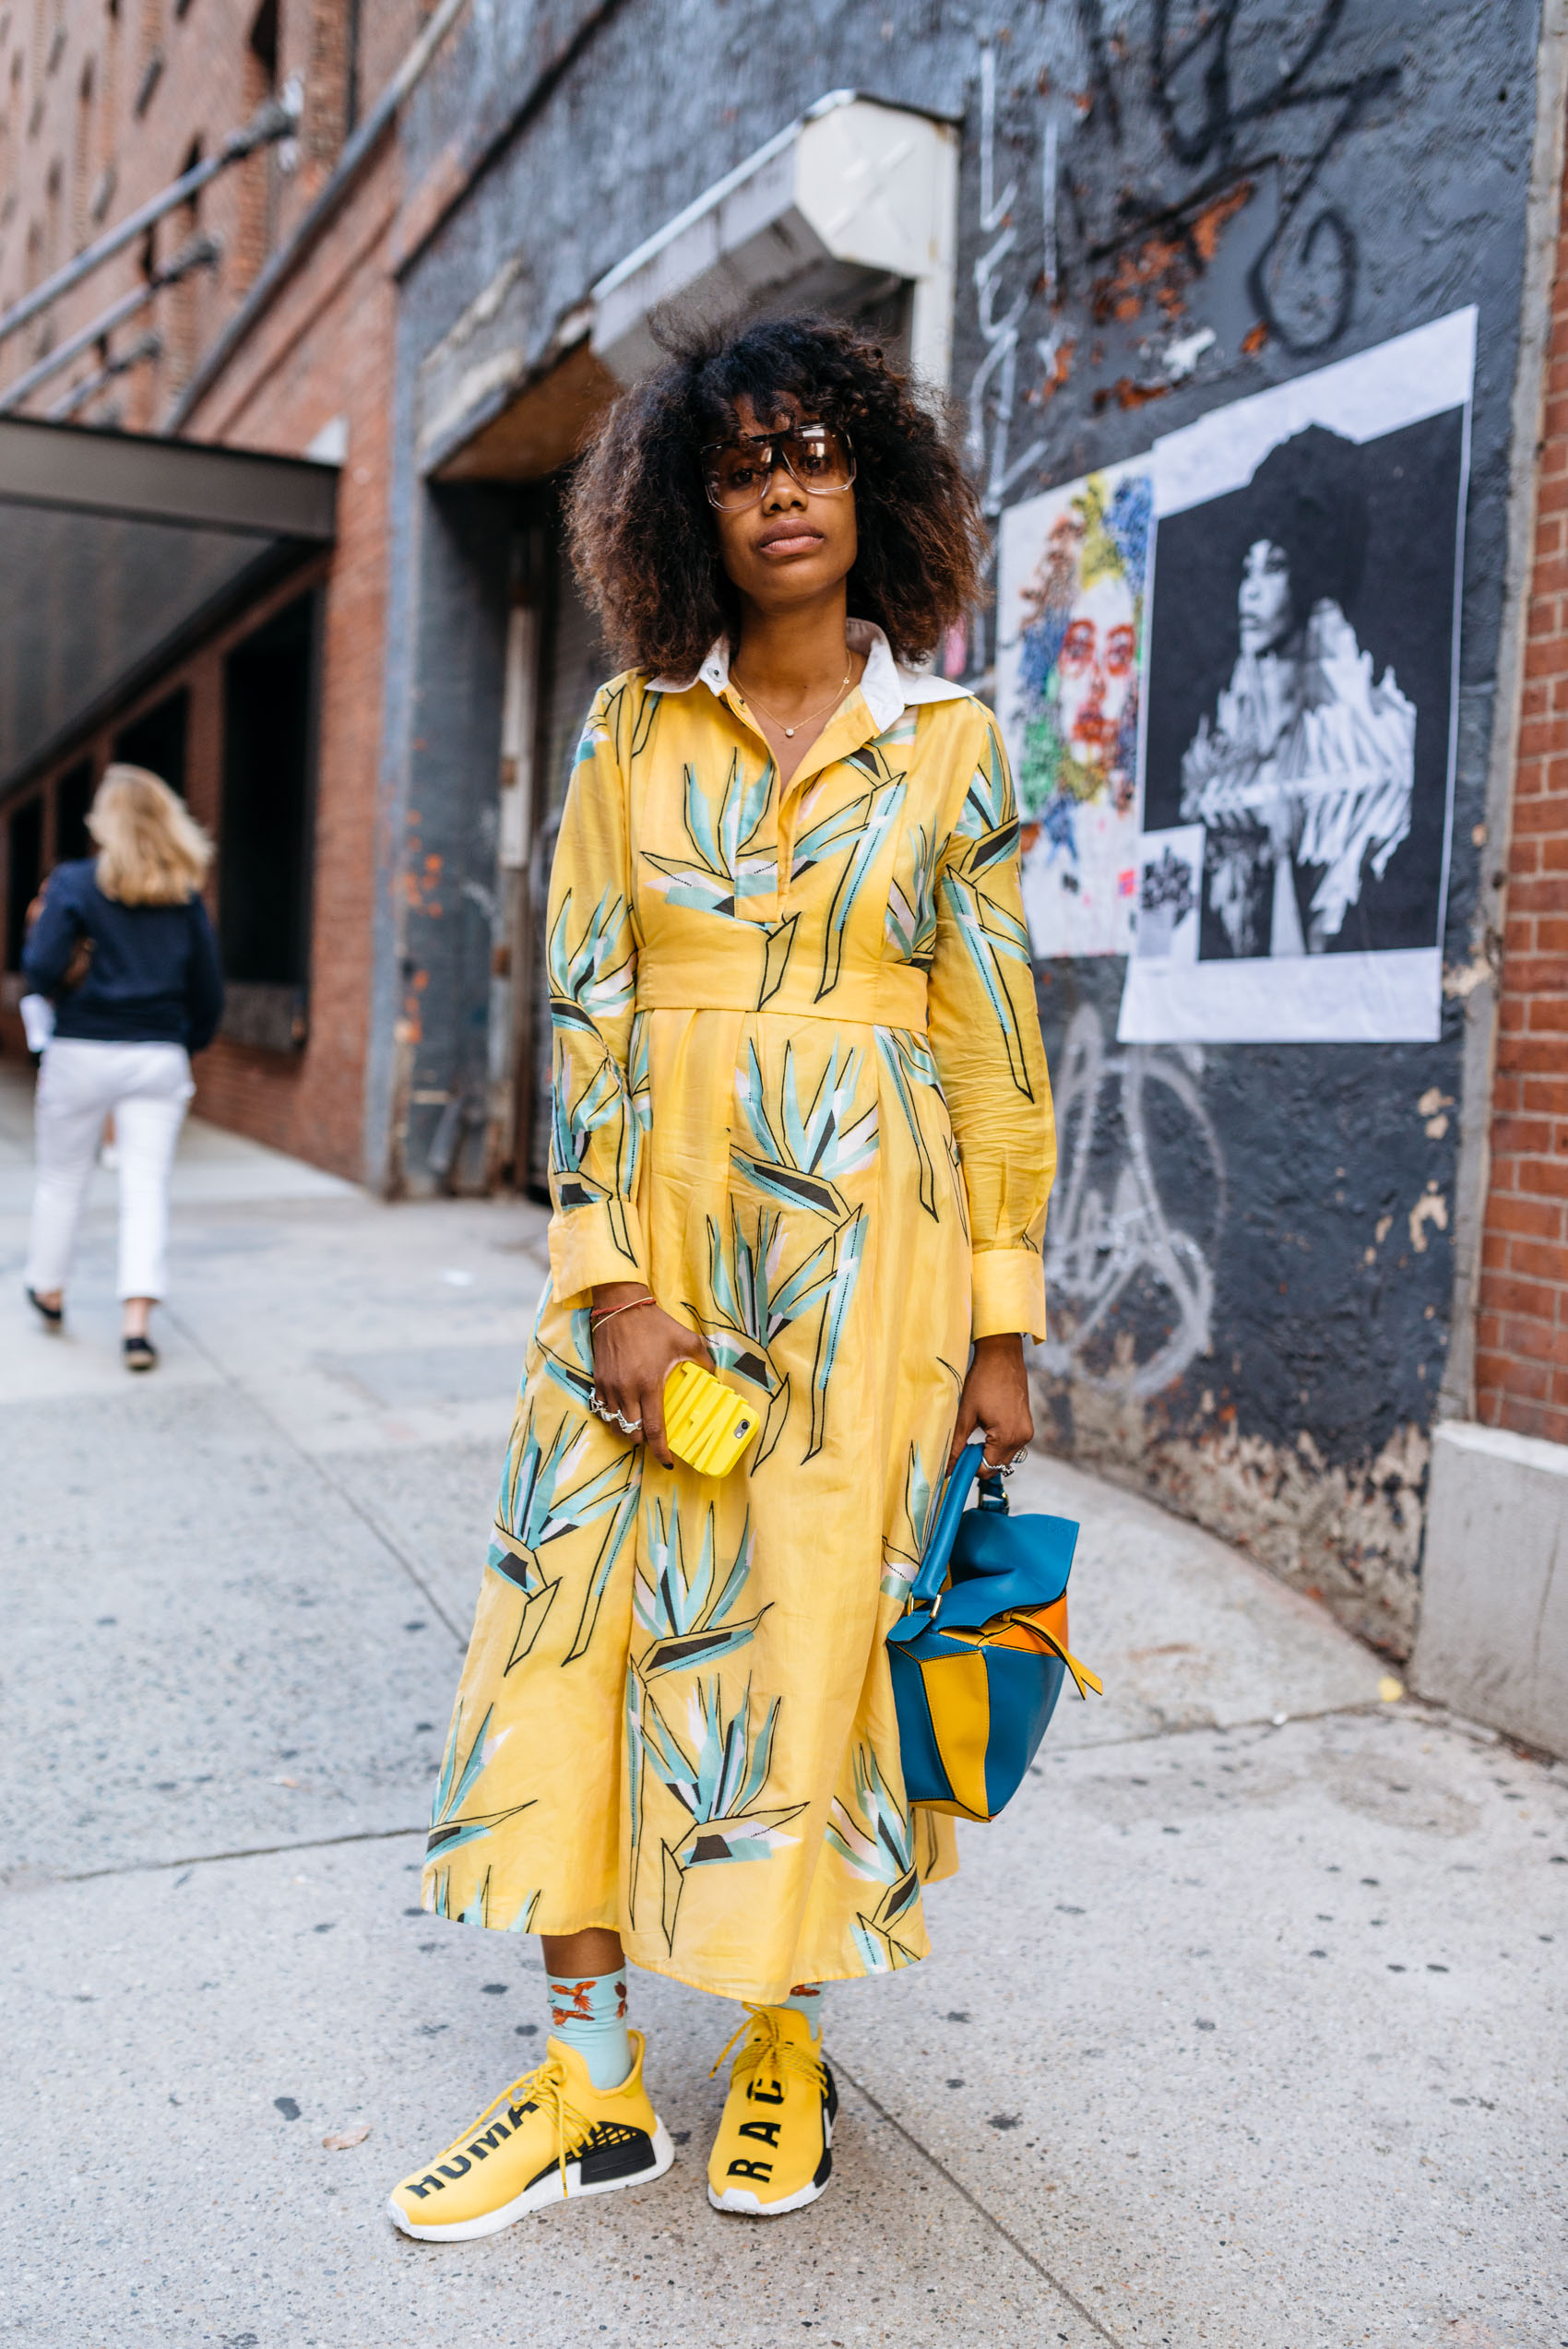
[1118,309,1473,1045]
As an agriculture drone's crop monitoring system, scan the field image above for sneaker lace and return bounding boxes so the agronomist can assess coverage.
[442,2052,594,2199]
[710,2001,826,2095]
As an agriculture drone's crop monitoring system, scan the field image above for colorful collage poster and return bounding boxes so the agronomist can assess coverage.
[995,458,1154,959]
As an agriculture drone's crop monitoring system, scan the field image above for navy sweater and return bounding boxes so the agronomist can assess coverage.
[22,860,225,1051]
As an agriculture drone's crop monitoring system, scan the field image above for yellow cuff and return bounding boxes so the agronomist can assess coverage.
[547,1196,648,1310]
[971,1248,1047,1343]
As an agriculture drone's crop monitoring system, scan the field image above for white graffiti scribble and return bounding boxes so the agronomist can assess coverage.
[1039,1005,1225,1399]
[967,46,1053,523]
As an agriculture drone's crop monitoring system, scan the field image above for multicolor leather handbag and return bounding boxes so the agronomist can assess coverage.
[887,1443,1101,1821]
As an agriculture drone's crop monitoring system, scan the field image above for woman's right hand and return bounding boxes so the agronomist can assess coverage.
[590,1284,713,1467]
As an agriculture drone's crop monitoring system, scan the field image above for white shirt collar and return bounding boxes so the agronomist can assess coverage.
[647,618,971,735]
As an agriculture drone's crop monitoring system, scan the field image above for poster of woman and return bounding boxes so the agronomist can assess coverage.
[996,459,1154,958]
[1119,309,1473,1044]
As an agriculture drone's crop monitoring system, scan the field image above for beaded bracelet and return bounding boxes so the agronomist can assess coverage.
[589,1295,656,1332]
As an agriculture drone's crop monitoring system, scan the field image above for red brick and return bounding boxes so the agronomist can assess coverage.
[1474,1349,1551,1404]
[1522,1075,1568,1114]
[1515,1154,1568,1202]
[1491,1111,1553,1155]
[1517,716,1568,758]
[1508,1238,1568,1282]
[1513,789,1568,831]
[1485,1271,1561,1321]
[1501,1315,1568,1365]
[1488,1192,1564,1240]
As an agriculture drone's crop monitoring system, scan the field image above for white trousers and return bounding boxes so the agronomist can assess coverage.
[26,1038,195,1302]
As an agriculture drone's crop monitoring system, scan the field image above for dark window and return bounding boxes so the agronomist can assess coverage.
[56,758,94,862]
[6,796,43,970]
[249,0,278,83]
[220,593,316,986]
[113,686,189,799]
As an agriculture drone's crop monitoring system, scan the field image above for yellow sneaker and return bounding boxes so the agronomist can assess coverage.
[707,2003,837,2216]
[387,2030,673,2241]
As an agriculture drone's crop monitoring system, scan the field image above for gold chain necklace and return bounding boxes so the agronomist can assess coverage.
[733,660,853,740]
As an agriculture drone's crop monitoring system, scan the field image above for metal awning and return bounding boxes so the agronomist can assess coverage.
[0,414,337,795]
[591,91,959,388]
[422,89,960,483]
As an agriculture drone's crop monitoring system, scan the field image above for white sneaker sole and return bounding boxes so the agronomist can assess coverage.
[388,2118,675,2242]
[707,2106,835,2217]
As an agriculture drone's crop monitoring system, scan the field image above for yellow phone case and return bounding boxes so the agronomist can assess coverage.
[663,1359,760,1477]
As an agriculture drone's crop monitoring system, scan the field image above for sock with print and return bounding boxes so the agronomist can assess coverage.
[546,1965,633,2091]
[782,1982,826,2041]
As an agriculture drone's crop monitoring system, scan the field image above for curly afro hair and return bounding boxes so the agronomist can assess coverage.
[566,312,986,679]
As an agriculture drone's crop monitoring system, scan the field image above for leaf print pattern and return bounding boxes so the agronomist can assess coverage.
[940,730,1037,1100]
[875,1024,944,1220]
[816,780,905,999]
[627,1671,806,1952]
[636,1501,769,1679]
[880,1441,936,1600]
[885,821,940,967]
[826,1744,923,1972]
[642,753,777,917]
[731,1038,878,1216]
[492,1412,640,1667]
[426,1699,536,1868]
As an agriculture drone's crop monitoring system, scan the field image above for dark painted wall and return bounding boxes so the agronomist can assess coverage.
[375,0,1545,1648]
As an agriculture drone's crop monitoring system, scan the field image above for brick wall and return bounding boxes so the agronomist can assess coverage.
[0,2,425,1184]
[1476,166,1568,1449]
[178,148,403,1179]
[0,0,424,426]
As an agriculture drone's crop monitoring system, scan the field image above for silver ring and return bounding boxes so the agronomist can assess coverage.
[612,1408,641,1436]
[980,1452,1023,1477]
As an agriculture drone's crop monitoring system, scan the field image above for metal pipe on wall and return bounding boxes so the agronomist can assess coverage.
[0,90,296,352]
[0,234,219,417]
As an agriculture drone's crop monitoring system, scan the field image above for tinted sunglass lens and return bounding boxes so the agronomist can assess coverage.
[704,429,854,509]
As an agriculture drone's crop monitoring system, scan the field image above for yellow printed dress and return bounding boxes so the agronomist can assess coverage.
[424,622,1056,2001]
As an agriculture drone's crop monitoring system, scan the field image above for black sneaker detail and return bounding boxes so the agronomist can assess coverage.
[812,2064,837,2189]
[578,2120,659,2186]
[522,2119,657,2194]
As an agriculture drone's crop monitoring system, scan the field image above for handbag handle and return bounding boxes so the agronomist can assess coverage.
[908,1442,1009,1610]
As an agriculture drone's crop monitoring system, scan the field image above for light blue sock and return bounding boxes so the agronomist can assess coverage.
[783,1982,826,2040]
[546,1966,633,2090]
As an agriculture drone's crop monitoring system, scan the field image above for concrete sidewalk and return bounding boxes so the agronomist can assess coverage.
[1,1063,1563,2349]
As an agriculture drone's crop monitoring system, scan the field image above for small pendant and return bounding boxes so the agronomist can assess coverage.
[784,726,795,738]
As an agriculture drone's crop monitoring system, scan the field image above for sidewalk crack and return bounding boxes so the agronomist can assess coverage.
[164,1304,466,1642]
[831,2057,1126,2345]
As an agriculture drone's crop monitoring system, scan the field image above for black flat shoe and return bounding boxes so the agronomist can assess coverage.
[124,1335,158,1372]
[27,1287,64,1329]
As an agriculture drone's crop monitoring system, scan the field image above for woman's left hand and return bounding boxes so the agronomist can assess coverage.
[948,1333,1034,1470]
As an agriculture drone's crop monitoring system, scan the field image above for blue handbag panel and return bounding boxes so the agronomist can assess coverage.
[886,1643,951,1807]
[980,1647,1066,1814]
[950,1506,1077,1606]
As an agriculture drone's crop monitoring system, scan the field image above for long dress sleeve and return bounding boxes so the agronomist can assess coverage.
[544,679,647,1310]
[926,711,1056,1342]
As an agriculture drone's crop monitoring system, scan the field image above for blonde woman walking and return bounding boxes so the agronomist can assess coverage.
[22,765,223,1370]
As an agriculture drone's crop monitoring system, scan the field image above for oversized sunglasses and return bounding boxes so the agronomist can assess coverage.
[700,423,857,513]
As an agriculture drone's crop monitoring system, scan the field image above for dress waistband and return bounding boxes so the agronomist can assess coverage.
[635,950,928,1031]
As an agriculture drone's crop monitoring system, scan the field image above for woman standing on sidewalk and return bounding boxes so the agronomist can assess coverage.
[22,764,223,1370]
[391,315,1055,2236]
